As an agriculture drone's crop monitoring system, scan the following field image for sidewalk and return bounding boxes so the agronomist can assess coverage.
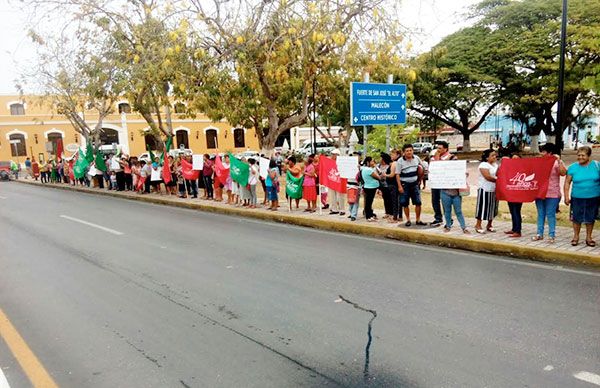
[13,179,600,267]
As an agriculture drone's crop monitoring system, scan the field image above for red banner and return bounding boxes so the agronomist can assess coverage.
[181,159,200,180]
[318,156,347,193]
[214,154,229,185]
[56,138,64,161]
[496,156,556,202]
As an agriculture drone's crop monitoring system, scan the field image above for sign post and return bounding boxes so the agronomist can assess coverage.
[350,79,407,155]
[385,74,393,152]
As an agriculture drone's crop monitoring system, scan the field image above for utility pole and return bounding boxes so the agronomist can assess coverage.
[556,0,568,153]
[363,72,369,155]
[313,76,317,154]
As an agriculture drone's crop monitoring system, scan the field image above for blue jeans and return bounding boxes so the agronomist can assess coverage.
[441,191,466,230]
[535,198,560,238]
[535,198,560,237]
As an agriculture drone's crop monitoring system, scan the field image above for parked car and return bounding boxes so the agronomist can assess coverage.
[412,142,433,154]
[138,152,163,163]
[168,148,193,158]
[298,140,335,155]
[237,150,260,160]
[0,161,11,181]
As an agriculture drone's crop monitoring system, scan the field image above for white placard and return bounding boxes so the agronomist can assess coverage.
[110,158,120,170]
[428,160,467,189]
[88,166,97,176]
[336,156,359,179]
[150,168,162,181]
[259,157,270,179]
[192,154,204,170]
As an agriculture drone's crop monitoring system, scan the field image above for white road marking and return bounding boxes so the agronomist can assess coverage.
[226,265,233,269]
[0,367,10,388]
[543,365,554,371]
[59,215,124,236]
[574,371,600,386]
[0,196,7,200]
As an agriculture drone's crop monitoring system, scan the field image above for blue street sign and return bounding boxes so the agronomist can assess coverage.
[350,82,407,126]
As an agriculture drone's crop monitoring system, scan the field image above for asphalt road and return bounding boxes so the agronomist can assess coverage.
[1,182,599,388]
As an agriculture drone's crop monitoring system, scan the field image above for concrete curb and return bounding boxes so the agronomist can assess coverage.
[14,180,600,268]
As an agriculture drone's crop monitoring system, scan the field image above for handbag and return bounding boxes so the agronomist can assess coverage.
[459,185,470,197]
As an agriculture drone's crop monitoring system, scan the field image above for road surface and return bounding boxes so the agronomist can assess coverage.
[1,182,599,387]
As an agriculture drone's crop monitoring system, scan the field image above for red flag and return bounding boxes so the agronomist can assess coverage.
[496,156,556,202]
[181,159,200,180]
[56,138,64,162]
[136,176,146,191]
[214,154,229,185]
[318,156,347,193]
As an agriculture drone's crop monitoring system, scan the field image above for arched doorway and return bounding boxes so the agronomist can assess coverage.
[233,128,245,148]
[9,133,26,156]
[99,128,119,145]
[176,129,189,149]
[205,129,218,149]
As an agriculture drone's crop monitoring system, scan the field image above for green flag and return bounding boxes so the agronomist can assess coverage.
[10,160,18,171]
[285,170,304,199]
[161,136,173,163]
[228,153,250,186]
[85,143,94,163]
[73,155,90,179]
[95,151,107,172]
[147,144,156,163]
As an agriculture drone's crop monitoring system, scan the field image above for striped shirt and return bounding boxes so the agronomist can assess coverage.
[396,155,421,183]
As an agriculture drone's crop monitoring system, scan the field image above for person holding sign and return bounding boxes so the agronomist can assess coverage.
[474,149,499,234]
[430,141,457,226]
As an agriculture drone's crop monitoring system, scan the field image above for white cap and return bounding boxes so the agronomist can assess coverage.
[331,149,341,155]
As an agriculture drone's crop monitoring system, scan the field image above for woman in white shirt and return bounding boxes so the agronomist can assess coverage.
[475,149,499,233]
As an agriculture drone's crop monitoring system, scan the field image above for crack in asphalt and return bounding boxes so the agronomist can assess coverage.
[338,295,378,384]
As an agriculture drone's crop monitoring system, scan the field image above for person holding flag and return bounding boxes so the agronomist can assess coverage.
[533,143,567,243]
[227,153,250,206]
[285,156,304,211]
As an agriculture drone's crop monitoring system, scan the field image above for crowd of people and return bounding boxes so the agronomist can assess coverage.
[21,142,599,248]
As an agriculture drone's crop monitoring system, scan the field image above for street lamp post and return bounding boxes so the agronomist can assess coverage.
[556,0,568,152]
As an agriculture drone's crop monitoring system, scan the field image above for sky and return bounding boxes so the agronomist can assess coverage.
[0,0,481,95]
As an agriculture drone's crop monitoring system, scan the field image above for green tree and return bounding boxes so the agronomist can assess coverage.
[188,0,405,151]
[474,0,600,149]
[410,26,503,152]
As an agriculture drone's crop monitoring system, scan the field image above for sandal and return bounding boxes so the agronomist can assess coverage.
[415,221,427,226]
[486,227,496,233]
[475,228,486,234]
[548,237,555,243]
[531,235,544,241]
[586,240,596,247]
[405,221,412,227]
[571,239,579,246]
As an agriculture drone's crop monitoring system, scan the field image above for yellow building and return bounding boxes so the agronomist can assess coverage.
[0,95,259,164]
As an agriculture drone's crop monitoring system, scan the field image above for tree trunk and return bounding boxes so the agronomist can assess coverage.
[462,132,471,152]
[530,135,540,154]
